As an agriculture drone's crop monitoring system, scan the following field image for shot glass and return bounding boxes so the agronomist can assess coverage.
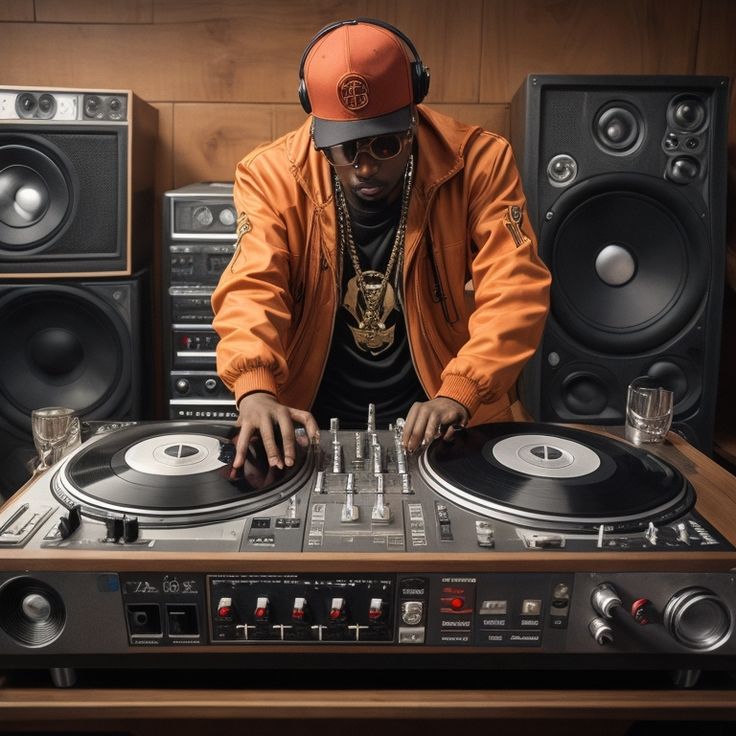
[31,406,81,470]
[624,377,674,445]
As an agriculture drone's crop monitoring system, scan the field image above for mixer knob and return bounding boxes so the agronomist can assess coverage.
[401,600,424,626]
[204,378,218,392]
[664,587,732,651]
[291,597,308,622]
[368,598,385,621]
[588,616,614,645]
[254,596,270,622]
[591,583,622,619]
[328,597,347,622]
[175,378,190,394]
[217,597,233,618]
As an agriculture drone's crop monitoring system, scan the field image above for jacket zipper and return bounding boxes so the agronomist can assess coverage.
[305,239,339,411]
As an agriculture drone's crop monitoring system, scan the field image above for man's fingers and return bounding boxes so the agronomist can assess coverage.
[276,411,297,468]
[290,409,320,443]
[258,421,284,469]
[231,424,255,477]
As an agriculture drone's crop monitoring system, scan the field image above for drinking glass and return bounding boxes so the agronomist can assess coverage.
[624,377,674,445]
[31,406,81,470]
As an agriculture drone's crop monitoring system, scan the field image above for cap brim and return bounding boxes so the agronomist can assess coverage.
[312,105,413,149]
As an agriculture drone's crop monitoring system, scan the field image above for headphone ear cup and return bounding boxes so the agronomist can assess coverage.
[411,61,430,103]
[298,79,312,114]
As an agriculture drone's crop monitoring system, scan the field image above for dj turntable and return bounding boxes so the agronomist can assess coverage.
[1,406,736,687]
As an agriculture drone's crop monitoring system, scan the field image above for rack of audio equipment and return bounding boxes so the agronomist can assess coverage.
[163,183,238,421]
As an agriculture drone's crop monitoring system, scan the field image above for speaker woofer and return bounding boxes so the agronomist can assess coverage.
[543,174,708,354]
[0,283,133,434]
[0,136,75,249]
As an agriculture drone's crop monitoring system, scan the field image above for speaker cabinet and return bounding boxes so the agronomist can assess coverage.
[0,277,145,438]
[0,87,156,277]
[510,75,729,452]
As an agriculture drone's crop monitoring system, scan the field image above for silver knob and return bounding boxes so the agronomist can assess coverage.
[589,617,614,645]
[591,583,622,619]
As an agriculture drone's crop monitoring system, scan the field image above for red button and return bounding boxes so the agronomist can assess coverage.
[450,597,465,610]
[218,606,232,618]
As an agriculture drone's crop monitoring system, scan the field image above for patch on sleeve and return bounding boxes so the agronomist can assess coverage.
[236,211,252,242]
[504,204,529,248]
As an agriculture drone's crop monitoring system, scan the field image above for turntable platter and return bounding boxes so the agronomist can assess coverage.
[419,423,694,532]
[51,422,313,525]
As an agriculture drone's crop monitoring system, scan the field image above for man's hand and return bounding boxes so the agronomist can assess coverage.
[401,397,469,453]
[232,392,319,473]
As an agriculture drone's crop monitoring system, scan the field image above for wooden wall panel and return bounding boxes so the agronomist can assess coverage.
[1,21,297,102]
[34,0,153,23]
[0,0,33,21]
[480,0,701,102]
[172,103,273,186]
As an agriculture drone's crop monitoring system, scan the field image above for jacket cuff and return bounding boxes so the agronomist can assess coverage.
[437,374,484,417]
[233,368,279,405]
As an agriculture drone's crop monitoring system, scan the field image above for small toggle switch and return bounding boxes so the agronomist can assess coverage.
[328,597,346,622]
[254,596,270,622]
[292,597,308,622]
[368,597,385,621]
[217,597,233,618]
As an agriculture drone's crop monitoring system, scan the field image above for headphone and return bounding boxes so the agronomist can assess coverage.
[297,17,430,114]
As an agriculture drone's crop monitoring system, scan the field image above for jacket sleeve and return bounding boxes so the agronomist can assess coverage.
[211,149,295,403]
[437,133,551,414]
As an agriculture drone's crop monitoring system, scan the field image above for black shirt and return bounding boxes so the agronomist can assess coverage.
[312,197,427,429]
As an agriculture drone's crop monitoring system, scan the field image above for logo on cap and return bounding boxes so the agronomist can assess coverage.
[338,74,369,111]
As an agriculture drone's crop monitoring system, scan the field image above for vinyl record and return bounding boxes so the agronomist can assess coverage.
[52,422,312,526]
[419,423,693,532]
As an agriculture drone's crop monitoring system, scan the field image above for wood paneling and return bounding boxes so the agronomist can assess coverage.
[172,103,273,186]
[0,0,33,21]
[35,0,153,23]
[480,0,701,102]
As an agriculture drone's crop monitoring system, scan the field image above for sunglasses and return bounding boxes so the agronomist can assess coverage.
[322,130,413,167]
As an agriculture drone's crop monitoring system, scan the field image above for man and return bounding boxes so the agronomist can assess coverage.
[212,18,551,473]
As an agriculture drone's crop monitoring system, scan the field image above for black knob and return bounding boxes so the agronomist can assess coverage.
[123,516,139,543]
[58,505,81,539]
[175,378,190,394]
[105,516,124,543]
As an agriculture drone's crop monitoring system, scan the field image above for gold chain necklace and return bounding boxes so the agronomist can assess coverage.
[334,154,414,353]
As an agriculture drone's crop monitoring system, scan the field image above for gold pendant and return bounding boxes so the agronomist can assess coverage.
[343,271,397,355]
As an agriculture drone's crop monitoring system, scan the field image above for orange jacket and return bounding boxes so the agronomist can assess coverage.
[212,106,551,425]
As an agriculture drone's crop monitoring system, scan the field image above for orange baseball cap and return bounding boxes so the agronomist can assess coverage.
[301,20,416,148]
